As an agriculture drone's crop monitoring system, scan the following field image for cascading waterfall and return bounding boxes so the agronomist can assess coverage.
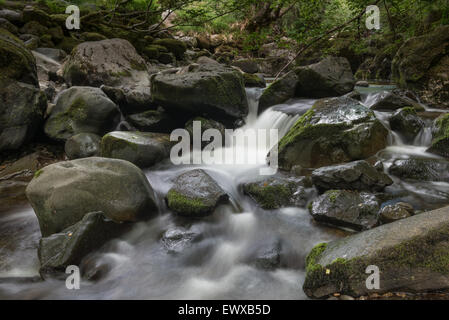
[0,86,448,299]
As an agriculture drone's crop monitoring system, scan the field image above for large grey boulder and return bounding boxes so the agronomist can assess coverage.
[63,38,151,87]
[370,90,424,111]
[311,160,393,193]
[275,97,389,170]
[259,56,355,112]
[44,86,121,141]
[100,131,173,168]
[309,190,380,231]
[166,169,229,217]
[304,206,449,298]
[26,157,158,237]
[151,63,248,126]
[39,212,128,275]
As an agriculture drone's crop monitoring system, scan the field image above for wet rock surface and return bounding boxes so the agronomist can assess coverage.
[309,190,380,231]
[166,169,229,217]
[311,160,393,193]
[388,158,449,182]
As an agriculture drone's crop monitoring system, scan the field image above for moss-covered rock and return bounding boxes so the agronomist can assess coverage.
[80,32,107,42]
[0,28,38,86]
[242,175,315,210]
[304,206,449,298]
[389,107,425,143]
[100,131,173,168]
[232,59,259,74]
[258,69,298,113]
[100,85,155,115]
[153,38,187,59]
[55,36,82,54]
[22,6,51,27]
[20,21,48,37]
[242,73,266,88]
[370,89,424,111]
[26,157,158,237]
[166,169,229,217]
[141,44,168,60]
[427,113,449,158]
[44,86,121,141]
[151,63,248,126]
[392,25,449,108]
[275,96,389,170]
[63,38,150,87]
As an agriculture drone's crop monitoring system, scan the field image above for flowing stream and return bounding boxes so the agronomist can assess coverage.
[0,86,448,299]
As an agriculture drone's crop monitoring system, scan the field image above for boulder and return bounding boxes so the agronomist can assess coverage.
[0,9,23,24]
[392,25,449,108]
[0,81,47,151]
[0,18,18,35]
[44,86,121,141]
[100,85,156,115]
[311,160,393,193]
[370,90,424,111]
[63,38,151,87]
[39,212,128,275]
[309,190,380,231]
[242,176,315,210]
[232,59,259,74]
[303,206,449,298]
[276,97,389,170]
[251,238,282,270]
[127,109,181,133]
[379,202,414,224]
[153,38,187,59]
[166,169,228,217]
[0,28,38,86]
[26,157,158,237]
[242,73,266,88]
[258,70,298,113]
[389,107,425,142]
[427,113,449,158]
[259,56,355,112]
[151,63,248,126]
[100,131,173,168]
[64,133,101,160]
[388,158,449,182]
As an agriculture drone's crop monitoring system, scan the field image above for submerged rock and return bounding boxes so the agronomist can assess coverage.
[389,107,425,143]
[276,96,389,170]
[309,190,380,231]
[39,212,128,275]
[166,169,229,217]
[44,86,121,141]
[242,176,315,210]
[100,131,173,168]
[303,206,449,298]
[252,238,282,270]
[63,38,151,87]
[427,113,449,158]
[26,157,158,237]
[388,158,449,182]
[161,227,201,254]
[379,202,414,224]
[64,133,101,160]
[151,63,248,126]
[311,160,393,193]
